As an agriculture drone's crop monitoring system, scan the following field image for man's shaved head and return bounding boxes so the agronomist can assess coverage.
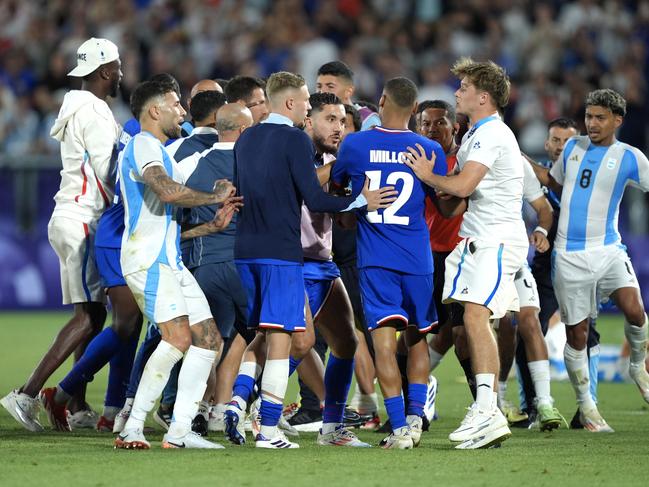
[216,103,253,140]
[190,79,223,98]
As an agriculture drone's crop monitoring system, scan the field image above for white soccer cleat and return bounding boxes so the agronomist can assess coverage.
[278,413,299,437]
[317,425,371,447]
[407,415,423,447]
[629,363,649,403]
[114,428,150,450]
[1,389,44,432]
[163,430,225,449]
[450,405,511,449]
[579,406,614,433]
[255,430,299,449]
[208,405,225,432]
[424,375,438,422]
[379,427,414,450]
[112,401,132,434]
[68,409,100,429]
[223,401,246,445]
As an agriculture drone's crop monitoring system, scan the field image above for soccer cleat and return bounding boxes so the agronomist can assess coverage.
[379,428,414,449]
[423,375,438,423]
[629,363,649,403]
[112,403,132,434]
[1,389,44,432]
[114,428,150,449]
[450,405,511,449]
[499,400,529,424]
[287,407,323,432]
[279,414,299,437]
[96,415,115,432]
[407,415,423,447]
[255,431,299,449]
[163,430,224,449]
[68,408,100,429]
[224,401,246,445]
[208,406,225,432]
[569,409,583,430]
[282,402,299,421]
[153,406,172,431]
[39,388,71,432]
[343,407,365,428]
[360,412,381,431]
[536,403,565,432]
[579,406,614,433]
[192,413,209,436]
[317,425,371,447]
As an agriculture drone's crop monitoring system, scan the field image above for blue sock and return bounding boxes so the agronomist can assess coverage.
[384,395,407,430]
[232,374,256,404]
[259,400,283,428]
[322,355,354,424]
[126,323,161,398]
[104,333,139,408]
[406,383,427,417]
[59,327,121,395]
[161,361,181,406]
[288,356,302,377]
[589,345,600,403]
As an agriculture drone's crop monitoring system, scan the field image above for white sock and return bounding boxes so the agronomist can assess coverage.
[564,344,595,410]
[497,380,507,406]
[349,383,362,411]
[123,397,134,411]
[125,340,183,431]
[358,392,378,415]
[167,345,217,438]
[528,360,552,406]
[625,315,648,366]
[429,348,444,371]
[475,373,495,411]
[197,400,210,419]
[211,403,226,417]
[259,358,289,438]
[321,422,338,435]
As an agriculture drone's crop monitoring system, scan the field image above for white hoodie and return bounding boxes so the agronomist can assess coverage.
[50,90,119,223]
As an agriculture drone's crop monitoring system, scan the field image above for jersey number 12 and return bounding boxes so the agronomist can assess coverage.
[365,170,413,225]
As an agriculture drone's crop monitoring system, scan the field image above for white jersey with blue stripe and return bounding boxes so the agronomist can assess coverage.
[550,135,649,251]
[119,132,185,275]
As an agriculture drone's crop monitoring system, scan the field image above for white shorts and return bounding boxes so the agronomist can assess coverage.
[125,263,212,326]
[514,264,540,310]
[47,216,105,305]
[552,245,639,326]
[443,238,528,319]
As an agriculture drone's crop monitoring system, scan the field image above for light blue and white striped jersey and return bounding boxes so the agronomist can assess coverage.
[550,135,649,251]
[119,131,185,275]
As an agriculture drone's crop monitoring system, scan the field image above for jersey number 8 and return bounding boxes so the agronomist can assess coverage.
[365,170,413,225]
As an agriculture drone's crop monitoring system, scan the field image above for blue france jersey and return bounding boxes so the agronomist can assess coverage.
[550,135,649,251]
[331,126,446,275]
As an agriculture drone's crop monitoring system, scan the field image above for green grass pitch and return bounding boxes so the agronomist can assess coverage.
[1,311,648,487]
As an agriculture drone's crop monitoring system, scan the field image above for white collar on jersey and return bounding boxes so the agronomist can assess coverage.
[262,112,294,127]
[191,126,218,136]
[211,142,235,150]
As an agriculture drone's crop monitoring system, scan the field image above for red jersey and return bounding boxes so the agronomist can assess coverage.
[425,153,463,252]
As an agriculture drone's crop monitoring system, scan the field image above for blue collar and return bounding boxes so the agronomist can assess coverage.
[261,113,294,127]
[466,113,499,138]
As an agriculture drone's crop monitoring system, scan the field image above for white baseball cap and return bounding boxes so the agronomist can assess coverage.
[68,38,120,77]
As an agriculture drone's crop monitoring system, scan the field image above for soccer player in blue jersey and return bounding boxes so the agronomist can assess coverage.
[114,79,239,450]
[532,89,649,432]
[332,77,447,449]
[232,71,396,449]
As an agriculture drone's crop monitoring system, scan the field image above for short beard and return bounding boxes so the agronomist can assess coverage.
[162,124,181,140]
[313,133,337,156]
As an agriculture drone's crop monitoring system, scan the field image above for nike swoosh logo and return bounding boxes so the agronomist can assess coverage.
[167,441,185,448]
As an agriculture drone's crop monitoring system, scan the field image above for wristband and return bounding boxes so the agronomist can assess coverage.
[533,226,548,237]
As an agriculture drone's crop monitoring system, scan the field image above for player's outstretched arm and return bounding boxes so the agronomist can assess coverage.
[528,195,553,253]
[316,164,333,187]
[361,176,398,211]
[142,166,236,207]
[180,195,243,239]
[522,153,563,196]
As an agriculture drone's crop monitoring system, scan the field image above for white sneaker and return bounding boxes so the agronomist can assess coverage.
[579,406,614,433]
[317,425,371,447]
[112,400,132,434]
[68,409,100,429]
[424,375,438,422]
[407,415,423,447]
[450,405,511,449]
[208,405,225,432]
[1,389,43,432]
[629,363,649,403]
[379,427,414,450]
[163,430,224,449]
[114,428,150,449]
[255,430,299,449]
[278,414,299,437]
[224,401,246,445]
[448,403,479,442]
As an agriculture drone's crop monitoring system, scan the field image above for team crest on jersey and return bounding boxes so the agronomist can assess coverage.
[606,158,617,170]
[473,141,481,149]
[569,154,579,162]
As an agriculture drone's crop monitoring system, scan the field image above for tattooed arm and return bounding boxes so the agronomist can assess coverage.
[142,165,235,207]
[180,195,243,239]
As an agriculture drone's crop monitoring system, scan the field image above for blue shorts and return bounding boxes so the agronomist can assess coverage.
[95,246,126,288]
[359,267,437,333]
[236,259,306,332]
[192,261,249,340]
[304,260,340,318]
